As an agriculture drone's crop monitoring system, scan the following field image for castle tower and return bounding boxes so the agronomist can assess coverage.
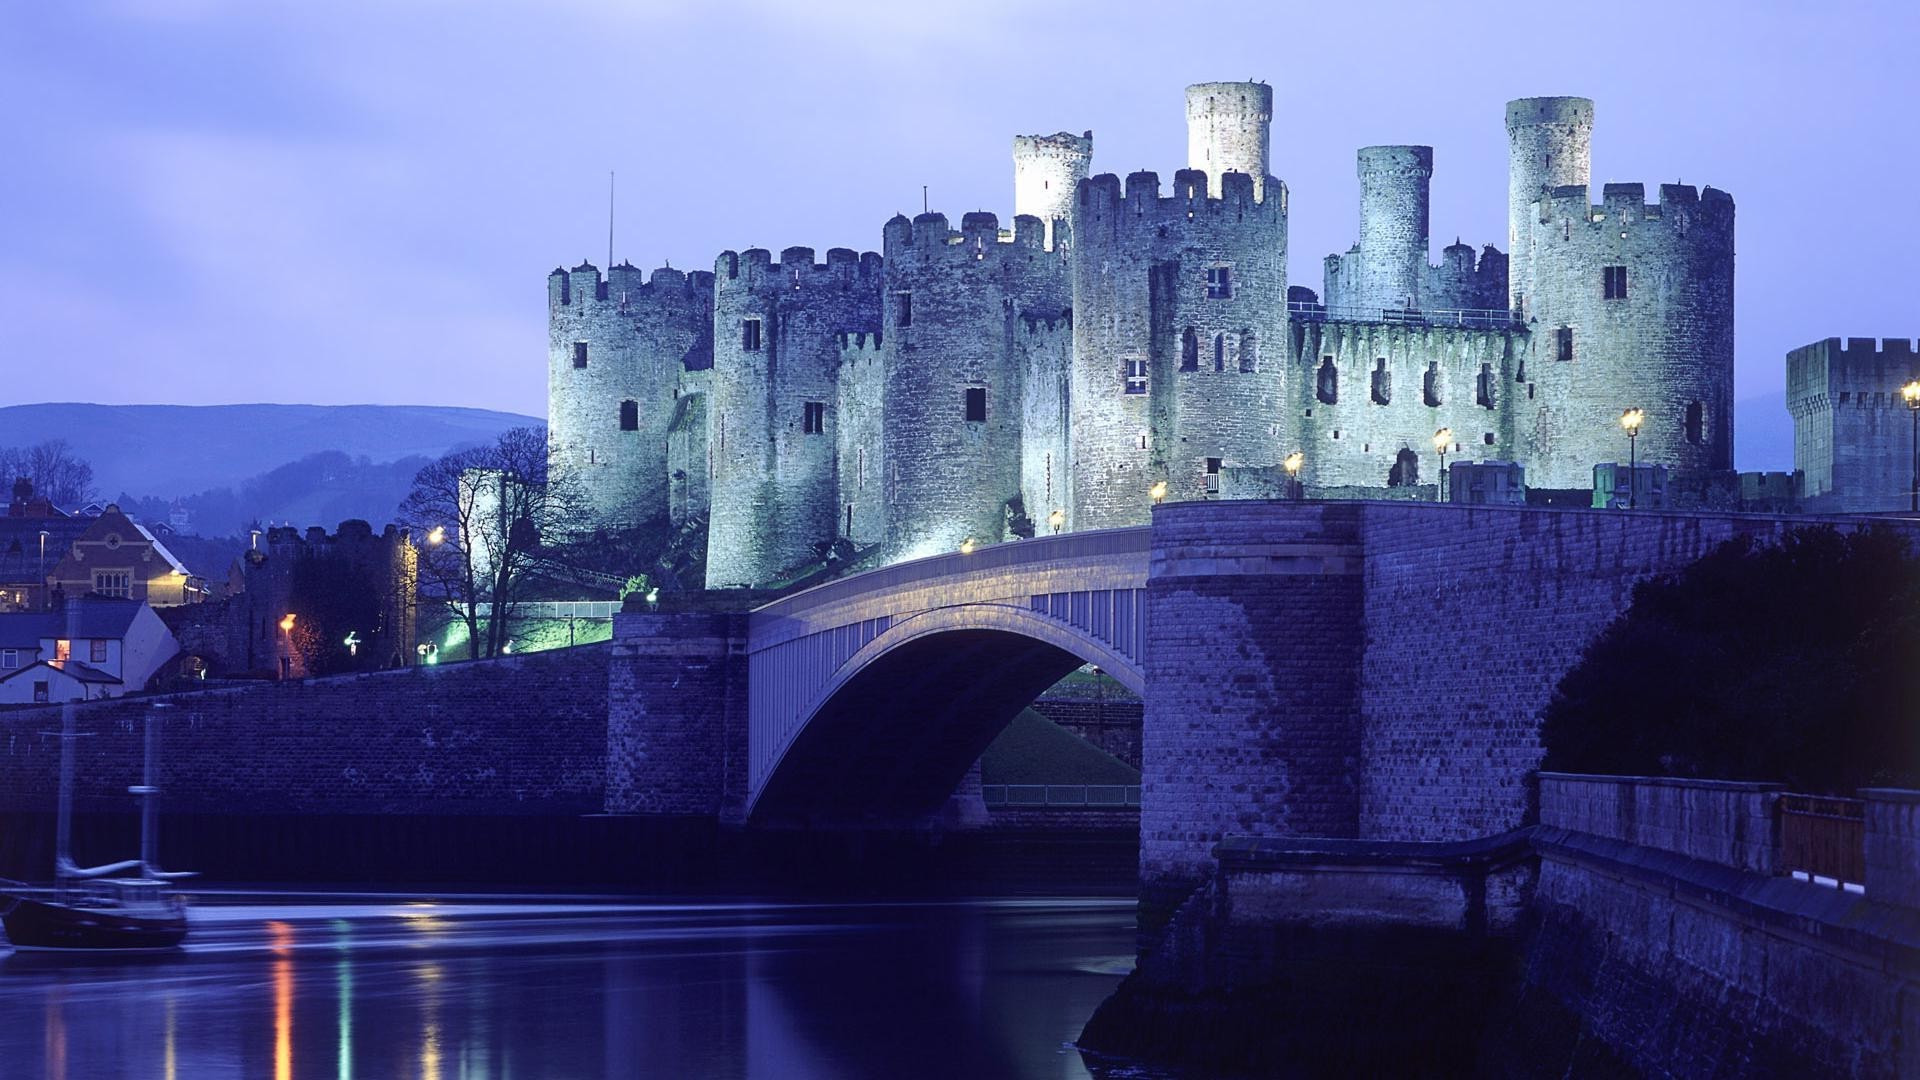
[547,261,712,528]
[1353,145,1433,312]
[705,246,882,588]
[1013,131,1093,250]
[880,211,1071,558]
[1185,82,1272,199]
[1505,96,1594,313]
[1518,177,1736,488]
[1070,167,1288,530]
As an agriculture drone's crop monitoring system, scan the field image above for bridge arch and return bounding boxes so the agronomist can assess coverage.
[742,529,1150,825]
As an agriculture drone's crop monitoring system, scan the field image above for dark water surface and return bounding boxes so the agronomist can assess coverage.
[0,894,1155,1079]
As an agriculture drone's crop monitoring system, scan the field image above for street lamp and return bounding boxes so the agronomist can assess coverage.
[427,525,446,545]
[959,538,976,555]
[1283,452,1304,500]
[1620,408,1645,509]
[1148,481,1167,505]
[1903,380,1920,512]
[1047,509,1064,535]
[1432,429,1452,502]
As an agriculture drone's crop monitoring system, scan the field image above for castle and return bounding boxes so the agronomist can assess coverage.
[548,83,1735,588]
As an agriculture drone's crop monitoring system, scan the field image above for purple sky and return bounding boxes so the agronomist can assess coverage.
[4,1,1915,470]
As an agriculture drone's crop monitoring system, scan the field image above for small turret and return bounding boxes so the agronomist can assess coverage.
[1012,130,1093,250]
[1185,82,1273,199]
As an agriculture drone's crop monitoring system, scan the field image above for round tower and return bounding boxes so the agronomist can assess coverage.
[1505,96,1594,313]
[1354,145,1433,312]
[1069,168,1288,530]
[705,246,882,588]
[881,210,1070,559]
[1013,131,1093,251]
[1185,82,1273,199]
[547,261,712,529]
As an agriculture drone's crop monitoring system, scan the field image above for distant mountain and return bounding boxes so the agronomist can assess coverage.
[1735,391,1793,473]
[0,403,539,498]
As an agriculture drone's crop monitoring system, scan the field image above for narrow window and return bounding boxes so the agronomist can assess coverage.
[573,341,588,369]
[964,387,987,423]
[1317,356,1338,405]
[1213,333,1225,372]
[1555,326,1574,362]
[1603,265,1628,300]
[1204,457,1222,494]
[1239,330,1257,372]
[1483,432,1495,446]
[1423,362,1442,408]
[742,319,763,351]
[803,401,825,434]
[1370,359,1390,405]
[1476,363,1495,409]
[845,505,853,535]
[1181,328,1199,371]
[857,448,866,487]
[619,400,639,431]
[1137,432,1148,451]
[1206,265,1233,299]
[1124,359,1148,394]
[1685,401,1704,445]
[895,291,912,328]
[587,447,596,464]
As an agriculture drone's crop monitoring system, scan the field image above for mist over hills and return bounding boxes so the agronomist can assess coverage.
[0,404,539,497]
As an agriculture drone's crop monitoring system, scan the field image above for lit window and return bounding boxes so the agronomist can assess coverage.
[743,319,762,351]
[964,387,987,423]
[93,572,130,598]
[1206,265,1233,299]
[619,400,639,431]
[1124,359,1147,394]
[803,401,825,434]
[55,639,71,663]
[573,341,588,369]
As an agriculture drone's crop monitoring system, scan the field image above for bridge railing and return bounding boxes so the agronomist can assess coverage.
[1287,300,1522,331]
[982,783,1142,808]
[753,527,1152,621]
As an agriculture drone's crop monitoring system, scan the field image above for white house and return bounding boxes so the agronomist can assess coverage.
[0,598,181,704]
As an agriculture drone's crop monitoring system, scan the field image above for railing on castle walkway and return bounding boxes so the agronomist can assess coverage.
[1778,793,1866,889]
[1287,301,1521,331]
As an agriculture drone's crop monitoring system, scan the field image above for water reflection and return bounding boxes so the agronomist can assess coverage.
[0,897,1141,1079]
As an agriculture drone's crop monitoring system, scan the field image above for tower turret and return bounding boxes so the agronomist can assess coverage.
[1013,131,1093,251]
[1353,145,1433,312]
[1506,96,1594,313]
[1185,82,1273,199]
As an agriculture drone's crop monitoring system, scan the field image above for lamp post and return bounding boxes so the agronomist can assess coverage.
[1047,509,1064,535]
[37,529,48,611]
[1283,451,1304,500]
[1620,408,1645,509]
[1432,429,1452,502]
[1903,380,1920,512]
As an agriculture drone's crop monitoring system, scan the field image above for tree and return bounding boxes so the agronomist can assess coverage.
[398,426,589,660]
[0,440,96,509]
[1540,526,1920,793]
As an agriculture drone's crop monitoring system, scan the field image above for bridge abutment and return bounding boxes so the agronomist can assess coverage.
[607,611,749,821]
[1138,502,1368,937]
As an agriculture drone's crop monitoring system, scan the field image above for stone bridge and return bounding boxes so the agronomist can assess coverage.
[608,499,1917,925]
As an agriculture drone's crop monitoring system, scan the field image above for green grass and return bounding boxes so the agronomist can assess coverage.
[979,708,1140,786]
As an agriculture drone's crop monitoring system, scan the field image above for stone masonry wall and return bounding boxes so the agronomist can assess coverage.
[606,611,748,819]
[1787,336,1920,512]
[0,644,611,816]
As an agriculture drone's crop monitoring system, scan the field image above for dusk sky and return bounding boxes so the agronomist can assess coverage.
[4,1,1914,470]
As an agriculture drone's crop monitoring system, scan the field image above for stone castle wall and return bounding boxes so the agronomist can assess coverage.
[1787,336,1920,512]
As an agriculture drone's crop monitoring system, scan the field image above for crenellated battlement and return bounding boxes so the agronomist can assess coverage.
[1074,168,1278,225]
[881,210,1056,267]
[1535,181,1735,237]
[836,330,885,356]
[712,245,884,295]
[547,260,713,311]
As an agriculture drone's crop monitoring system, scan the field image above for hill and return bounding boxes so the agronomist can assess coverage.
[0,403,539,498]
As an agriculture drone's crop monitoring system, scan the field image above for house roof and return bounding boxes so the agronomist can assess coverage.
[0,659,122,686]
[0,612,55,650]
[53,598,144,639]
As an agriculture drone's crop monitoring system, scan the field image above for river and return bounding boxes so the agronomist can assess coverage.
[0,894,1163,1079]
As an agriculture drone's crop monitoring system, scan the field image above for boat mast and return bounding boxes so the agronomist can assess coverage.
[133,703,168,874]
[53,596,80,879]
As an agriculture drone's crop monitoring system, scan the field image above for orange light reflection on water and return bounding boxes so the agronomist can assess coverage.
[270,920,295,1080]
